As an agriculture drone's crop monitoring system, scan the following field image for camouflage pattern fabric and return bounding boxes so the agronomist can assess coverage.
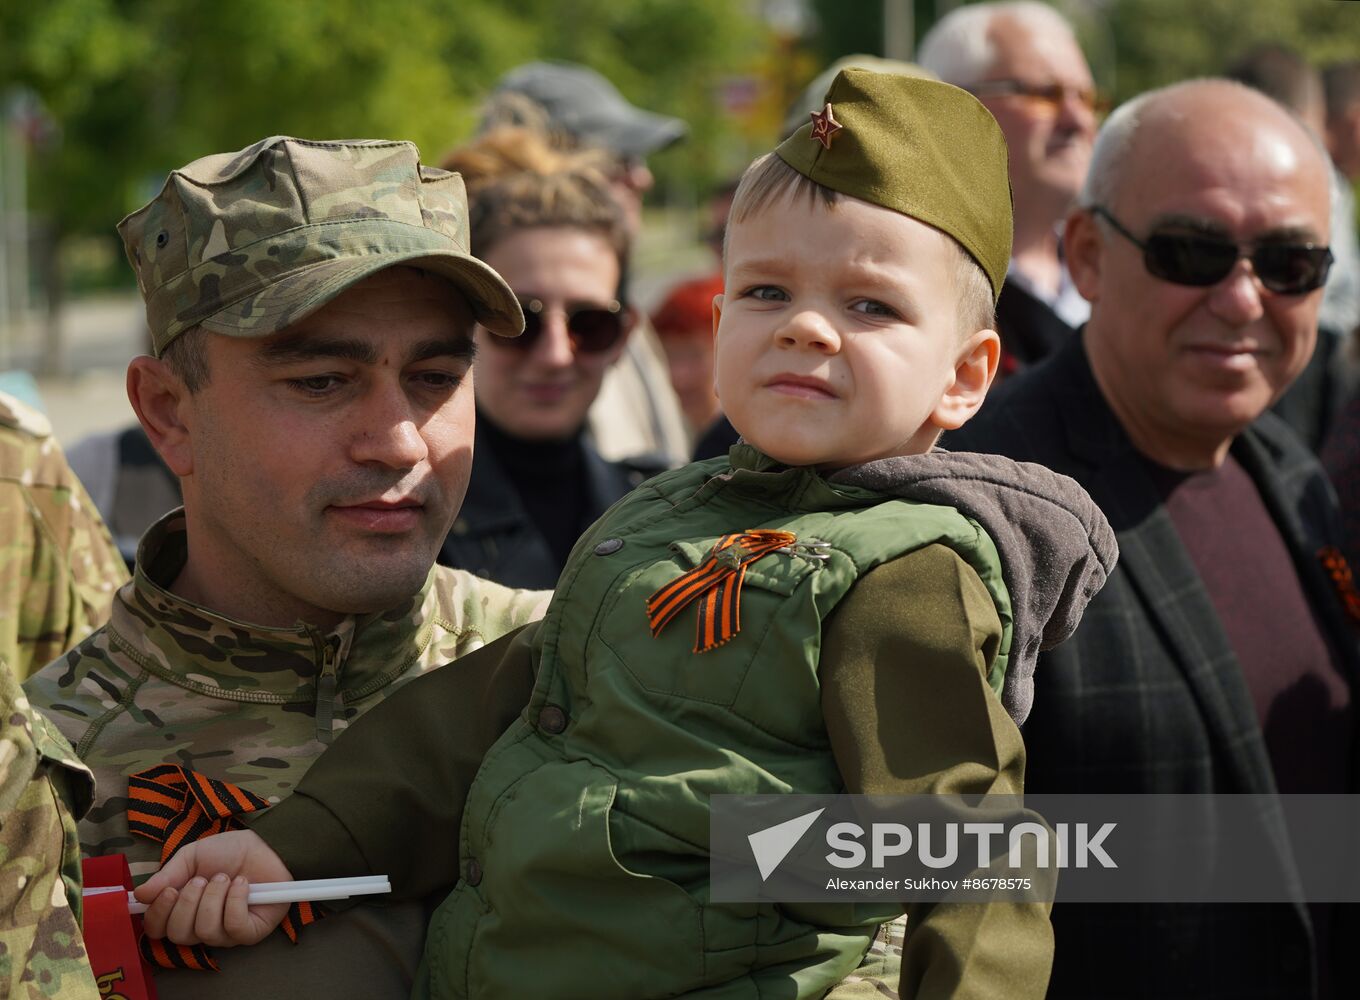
[23,508,548,876]
[828,915,906,999]
[116,136,523,355]
[23,508,546,999]
[0,391,128,681]
[0,656,98,999]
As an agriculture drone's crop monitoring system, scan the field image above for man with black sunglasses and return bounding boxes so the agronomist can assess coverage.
[949,79,1359,1000]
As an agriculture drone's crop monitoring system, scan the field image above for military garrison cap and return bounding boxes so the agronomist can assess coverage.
[776,68,1013,301]
[118,137,524,356]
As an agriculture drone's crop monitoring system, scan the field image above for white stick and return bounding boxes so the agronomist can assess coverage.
[86,875,391,916]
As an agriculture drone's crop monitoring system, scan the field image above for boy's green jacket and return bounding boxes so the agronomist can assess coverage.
[254,445,1116,1000]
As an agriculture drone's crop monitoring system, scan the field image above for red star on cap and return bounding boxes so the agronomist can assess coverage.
[808,103,843,150]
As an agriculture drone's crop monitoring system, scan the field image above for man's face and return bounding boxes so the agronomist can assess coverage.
[1073,90,1331,463]
[180,268,477,621]
[977,20,1097,215]
[715,194,995,468]
[473,226,627,441]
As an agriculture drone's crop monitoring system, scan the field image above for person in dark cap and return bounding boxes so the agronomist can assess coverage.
[139,70,1115,999]
[483,60,687,237]
[482,59,693,469]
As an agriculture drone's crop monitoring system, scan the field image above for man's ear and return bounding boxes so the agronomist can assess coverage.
[1064,207,1104,305]
[126,355,195,477]
[931,328,1000,431]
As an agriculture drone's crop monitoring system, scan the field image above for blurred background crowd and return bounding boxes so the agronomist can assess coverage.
[1,0,1356,437]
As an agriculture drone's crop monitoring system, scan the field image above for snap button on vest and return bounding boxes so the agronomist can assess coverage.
[465,859,482,886]
[537,704,568,734]
[594,538,624,555]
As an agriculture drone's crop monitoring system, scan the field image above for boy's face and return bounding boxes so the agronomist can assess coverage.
[715,193,998,468]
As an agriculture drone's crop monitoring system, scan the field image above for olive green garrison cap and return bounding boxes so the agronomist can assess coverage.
[118,136,524,356]
[776,68,1013,301]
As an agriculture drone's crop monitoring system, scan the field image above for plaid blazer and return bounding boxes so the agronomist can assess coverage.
[948,332,1360,1000]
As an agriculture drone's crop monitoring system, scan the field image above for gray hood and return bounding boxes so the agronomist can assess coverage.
[830,449,1117,725]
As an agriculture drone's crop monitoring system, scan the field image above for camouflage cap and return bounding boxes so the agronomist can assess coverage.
[118,136,524,356]
[775,69,1013,301]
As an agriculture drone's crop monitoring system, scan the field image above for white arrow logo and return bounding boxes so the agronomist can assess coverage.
[748,808,825,881]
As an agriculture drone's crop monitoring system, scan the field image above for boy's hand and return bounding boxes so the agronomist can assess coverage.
[134,829,293,946]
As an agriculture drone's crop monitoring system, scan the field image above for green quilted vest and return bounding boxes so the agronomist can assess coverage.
[418,447,1013,1000]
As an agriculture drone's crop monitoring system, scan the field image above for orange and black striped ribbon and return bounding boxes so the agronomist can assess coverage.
[647,529,796,652]
[1319,546,1360,624]
[127,764,321,971]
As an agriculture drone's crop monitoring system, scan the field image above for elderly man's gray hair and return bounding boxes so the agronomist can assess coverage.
[917,1,1078,87]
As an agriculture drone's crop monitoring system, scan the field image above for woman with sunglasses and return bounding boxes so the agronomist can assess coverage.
[436,129,667,589]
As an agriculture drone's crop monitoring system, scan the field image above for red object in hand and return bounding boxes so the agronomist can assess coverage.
[81,855,159,1000]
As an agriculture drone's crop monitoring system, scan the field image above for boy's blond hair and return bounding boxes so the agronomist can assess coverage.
[726,153,995,336]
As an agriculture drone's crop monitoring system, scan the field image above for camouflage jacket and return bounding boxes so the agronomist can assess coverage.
[0,391,128,681]
[0,657,98,999]
[23,509,547,999]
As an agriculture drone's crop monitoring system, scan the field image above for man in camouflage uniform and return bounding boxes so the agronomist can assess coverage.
[0,656,97,999]
[0,390,128,680]
[24,137,546,998]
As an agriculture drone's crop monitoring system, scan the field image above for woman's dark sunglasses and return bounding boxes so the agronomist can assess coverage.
[1090,206,1333,295]
[497,297,634,354]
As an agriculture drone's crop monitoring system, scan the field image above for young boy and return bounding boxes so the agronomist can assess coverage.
[137,70,1116,998]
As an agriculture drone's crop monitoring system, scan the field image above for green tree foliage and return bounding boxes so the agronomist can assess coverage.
[809,0,1359,107]
[1097,0,1359,103]
[0,0,763,242]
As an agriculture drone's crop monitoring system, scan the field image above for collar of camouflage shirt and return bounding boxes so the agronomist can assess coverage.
[109,510,440,727]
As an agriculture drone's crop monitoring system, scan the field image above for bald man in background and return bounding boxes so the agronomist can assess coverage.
[952,79,1358,1000]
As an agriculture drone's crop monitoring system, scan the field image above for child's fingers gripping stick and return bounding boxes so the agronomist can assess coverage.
[134,829,294,945]
[141,873,289,946]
